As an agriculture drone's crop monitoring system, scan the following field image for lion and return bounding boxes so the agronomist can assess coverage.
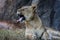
[17,5,60,40]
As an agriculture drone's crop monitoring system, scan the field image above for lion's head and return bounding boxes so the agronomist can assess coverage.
[17,6,36,21]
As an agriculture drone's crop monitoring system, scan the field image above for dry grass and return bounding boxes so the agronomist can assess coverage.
[0,29,26,40]
[0,29,60,40]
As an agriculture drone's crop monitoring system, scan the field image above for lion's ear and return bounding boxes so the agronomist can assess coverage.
[32,5,36,10]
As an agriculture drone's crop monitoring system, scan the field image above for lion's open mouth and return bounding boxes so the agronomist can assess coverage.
[17,14,25,23]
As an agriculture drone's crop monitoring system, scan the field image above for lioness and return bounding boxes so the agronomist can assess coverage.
[17,5,60,40]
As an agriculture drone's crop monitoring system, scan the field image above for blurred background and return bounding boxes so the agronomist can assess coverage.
[0,0,60,31]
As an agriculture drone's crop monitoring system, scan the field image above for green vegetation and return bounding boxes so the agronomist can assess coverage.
[0,29,26,40]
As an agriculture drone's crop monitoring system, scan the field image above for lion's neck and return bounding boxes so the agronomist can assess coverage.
[25,14,43,29]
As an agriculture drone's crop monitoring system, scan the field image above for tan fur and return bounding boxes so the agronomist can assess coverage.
[17,5,60,40]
